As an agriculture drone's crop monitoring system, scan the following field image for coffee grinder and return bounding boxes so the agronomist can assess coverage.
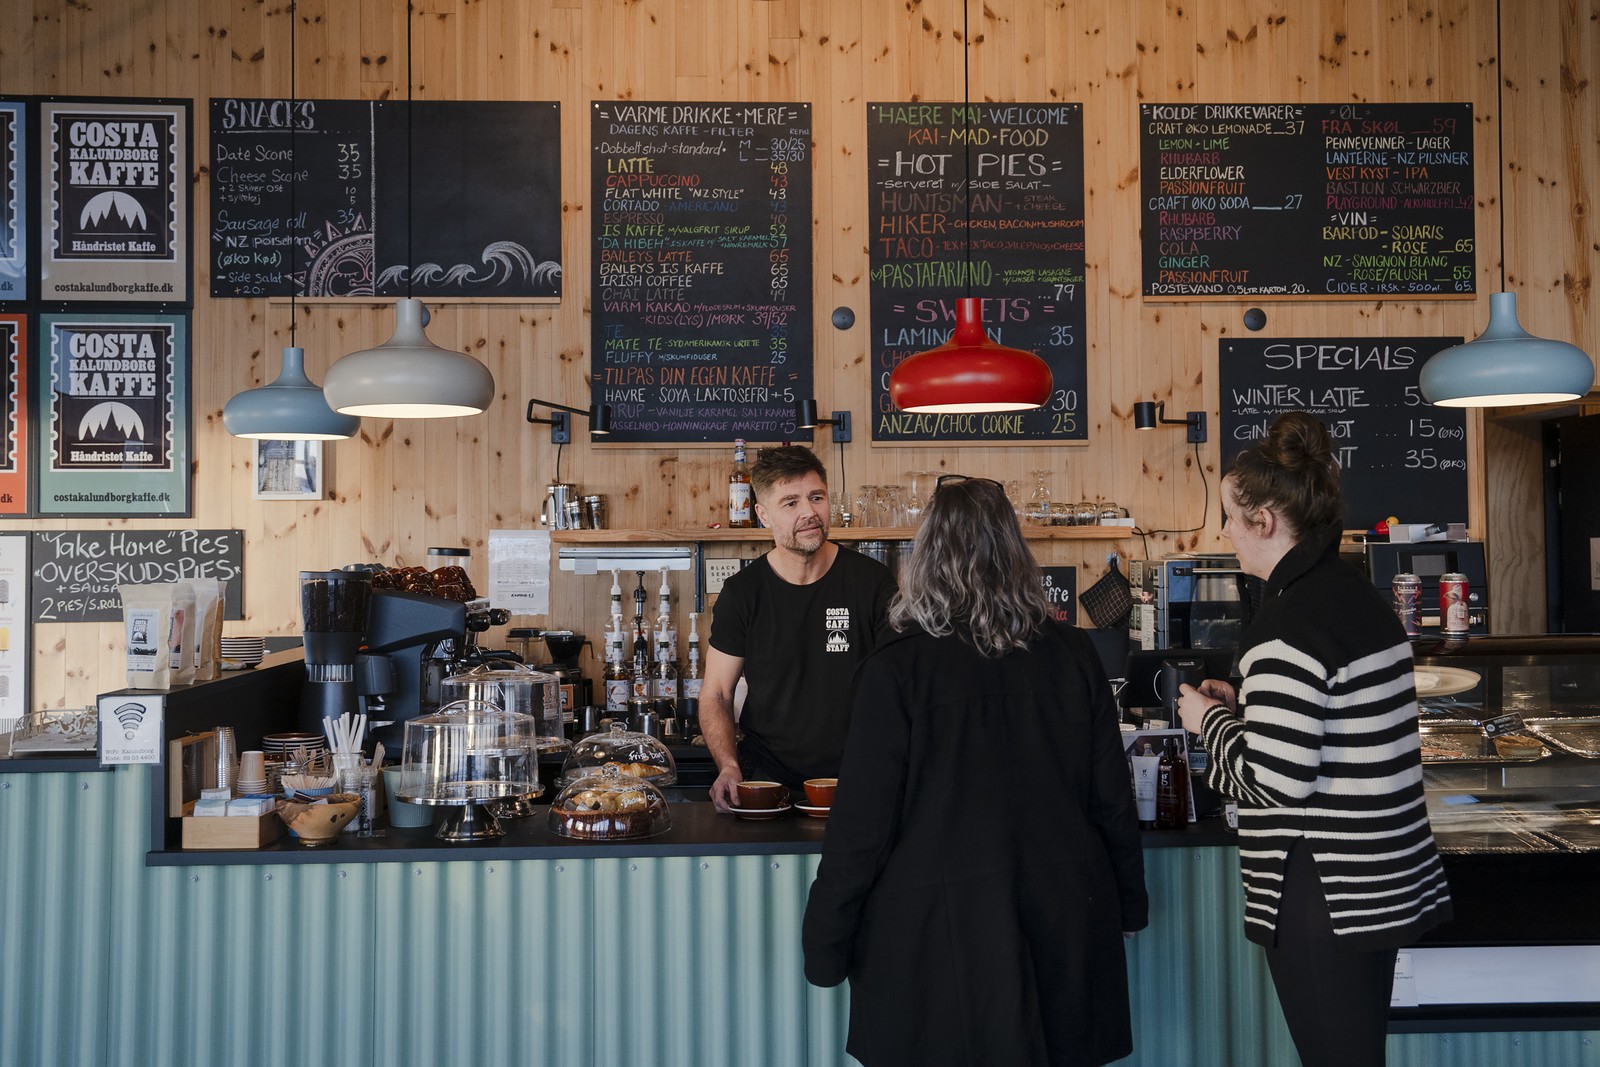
[299,570,372,734]
[532,629,593,723]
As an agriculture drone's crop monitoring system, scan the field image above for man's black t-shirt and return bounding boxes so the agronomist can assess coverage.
[710,546,895,786]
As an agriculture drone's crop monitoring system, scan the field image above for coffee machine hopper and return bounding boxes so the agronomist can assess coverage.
[363,590,469,753]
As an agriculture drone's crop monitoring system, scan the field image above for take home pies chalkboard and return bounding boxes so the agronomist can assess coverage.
[1219,337,1469,530]
[868,102,1088,442]
[29,528,243,623]
[1141,103,1474,298]
[590,102,813,443]
[209,99,561,299]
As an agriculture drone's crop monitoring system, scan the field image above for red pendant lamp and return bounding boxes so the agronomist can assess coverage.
[885,2,1053,414]
[889,297,1054,413]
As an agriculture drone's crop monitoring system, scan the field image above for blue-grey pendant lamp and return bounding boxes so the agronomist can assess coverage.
[222,9,359,441]
[321,8,495,420]
[1418,0,1593,408]
[1419,292,1593,407]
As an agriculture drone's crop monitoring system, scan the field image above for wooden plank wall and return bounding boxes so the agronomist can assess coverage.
[2,0,1594,710]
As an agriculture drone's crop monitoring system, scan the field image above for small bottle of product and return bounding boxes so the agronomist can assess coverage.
[1155,737,1190,829]
[681,612,704,702]
[728,439,754,528]
[630,618,652,701]
[603,629,630,713]
[653,627,680,705]
[1132,742,1159,828]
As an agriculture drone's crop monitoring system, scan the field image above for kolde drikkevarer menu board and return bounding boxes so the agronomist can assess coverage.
[591,102,812,443]
[869,102,1088,442]
[1219,337,1468,530]
[210,99,561,299]
[1141,103,1474,298]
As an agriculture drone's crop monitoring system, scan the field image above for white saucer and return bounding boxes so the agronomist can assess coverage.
[728,803,792,820]
[1414,666,1481,698]
[794,803,831,819]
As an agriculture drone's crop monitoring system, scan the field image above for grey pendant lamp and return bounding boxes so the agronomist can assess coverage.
[320,6,495,420]
[1418,0,1593,408]
[222,10,359,441]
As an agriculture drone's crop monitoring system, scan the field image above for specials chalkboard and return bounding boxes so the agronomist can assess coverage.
[1141,103,1474,298]
[30,529,243,623]
[1219,338,1468,530]
[210,99,561,299]
[590,102,813,443]
[868,102,1087,442]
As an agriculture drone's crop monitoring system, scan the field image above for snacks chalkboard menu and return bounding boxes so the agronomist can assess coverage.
[1219,337,1468,529]
[590,102,812,443]
[868,103,1087,442]
[209,99,561,299]
[1141,103,1474,298]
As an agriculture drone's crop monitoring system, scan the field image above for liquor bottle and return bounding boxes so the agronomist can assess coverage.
[1155,737,1190,829]
[603,629,630,713]
[681,612,704,702]
[728,439,754,528]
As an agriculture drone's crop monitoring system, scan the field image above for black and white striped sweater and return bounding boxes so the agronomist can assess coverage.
[1199,528,1452,951]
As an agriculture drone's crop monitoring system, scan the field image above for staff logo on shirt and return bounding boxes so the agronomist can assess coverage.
[825,606,851,653]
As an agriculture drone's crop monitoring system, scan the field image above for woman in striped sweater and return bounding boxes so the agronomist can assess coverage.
[1176,411,1452,1067]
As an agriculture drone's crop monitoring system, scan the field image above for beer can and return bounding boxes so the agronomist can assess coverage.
[1392,573,1421,636]
[1440,573,1471,637]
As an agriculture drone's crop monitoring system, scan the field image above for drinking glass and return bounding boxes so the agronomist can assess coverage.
[1025,470,1053,526]
[903,471,929,528]
[880,484,906,527]
[854,485,879,528]
[1004,479,1022,515]
[1075,500,1100,526]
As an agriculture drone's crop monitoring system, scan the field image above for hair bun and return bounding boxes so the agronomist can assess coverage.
[1265,411,1338,474]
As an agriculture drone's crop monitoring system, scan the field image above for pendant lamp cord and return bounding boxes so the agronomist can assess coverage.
[288,3,298,345]
[961,0,972,298]
[1495,0,1506,292]
[406,2,414,299]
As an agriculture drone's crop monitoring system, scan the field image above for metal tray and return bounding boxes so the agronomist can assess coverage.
[1532,809,1600,851]
[1524,717,1600,758]
[1428,809,1559,853]
[1417,721,1550,764]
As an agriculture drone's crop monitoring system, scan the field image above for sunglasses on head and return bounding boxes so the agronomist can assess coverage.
[935,474,1006,493]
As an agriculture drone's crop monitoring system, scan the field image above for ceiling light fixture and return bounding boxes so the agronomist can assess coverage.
[321,5,495,420]
[885,1,1052,414]
[222,10,358,441]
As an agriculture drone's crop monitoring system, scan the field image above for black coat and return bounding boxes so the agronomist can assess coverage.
[802,622,1149,1067]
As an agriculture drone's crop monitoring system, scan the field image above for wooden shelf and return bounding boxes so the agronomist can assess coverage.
[552,526,1136,545]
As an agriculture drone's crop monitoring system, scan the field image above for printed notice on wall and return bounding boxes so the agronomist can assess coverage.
[40,99,190,303]
[488,529,551,617]
[37,313,191,516]
[98,693,164,765]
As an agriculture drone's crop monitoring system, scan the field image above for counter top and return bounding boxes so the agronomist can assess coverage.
[147,794,1237,867]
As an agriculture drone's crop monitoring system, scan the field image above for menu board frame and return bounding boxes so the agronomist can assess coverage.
[39,97,192,304]
[590,100,813,444]
[0,99,25,302]
[208,99,562,300]
[35,311,191,517]
[1140,102,1475,300]
[867,101,1089,443]
[1219,336,1469,530]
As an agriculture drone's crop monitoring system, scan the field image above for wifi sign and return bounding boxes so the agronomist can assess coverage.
[112,701,146,739]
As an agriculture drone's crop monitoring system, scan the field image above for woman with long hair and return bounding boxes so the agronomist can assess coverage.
[802,475,1148,1067]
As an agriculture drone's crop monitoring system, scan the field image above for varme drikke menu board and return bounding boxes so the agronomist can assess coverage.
[591,102,813,444]
[868,102,1088,443]
[1141,102,1474,298]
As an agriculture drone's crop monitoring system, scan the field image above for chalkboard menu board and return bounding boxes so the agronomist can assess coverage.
[1141,103,1474,298]
[30,529,243,623]
[1219,338,1468,529]
[591,102,813,443]
[210,99,561,299]
[868,103,1087,442]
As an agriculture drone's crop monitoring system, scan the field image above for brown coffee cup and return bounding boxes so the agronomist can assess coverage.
[735,780,789,809]
[803,777,837,806]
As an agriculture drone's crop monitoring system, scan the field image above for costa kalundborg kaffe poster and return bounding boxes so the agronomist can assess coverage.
[36,312,190,516]
[0,315,30,515]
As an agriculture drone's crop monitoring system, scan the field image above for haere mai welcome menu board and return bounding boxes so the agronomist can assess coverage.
[1219,337,1468,530]
[210,99,561,299]
[1141,103,1474,298]
[591,102,812,443]
[869,102,1087,442]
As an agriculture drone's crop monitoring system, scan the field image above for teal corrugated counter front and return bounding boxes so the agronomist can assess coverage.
[2,764,1598,1067]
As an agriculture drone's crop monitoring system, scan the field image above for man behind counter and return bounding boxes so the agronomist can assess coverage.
[702,446,896,812]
